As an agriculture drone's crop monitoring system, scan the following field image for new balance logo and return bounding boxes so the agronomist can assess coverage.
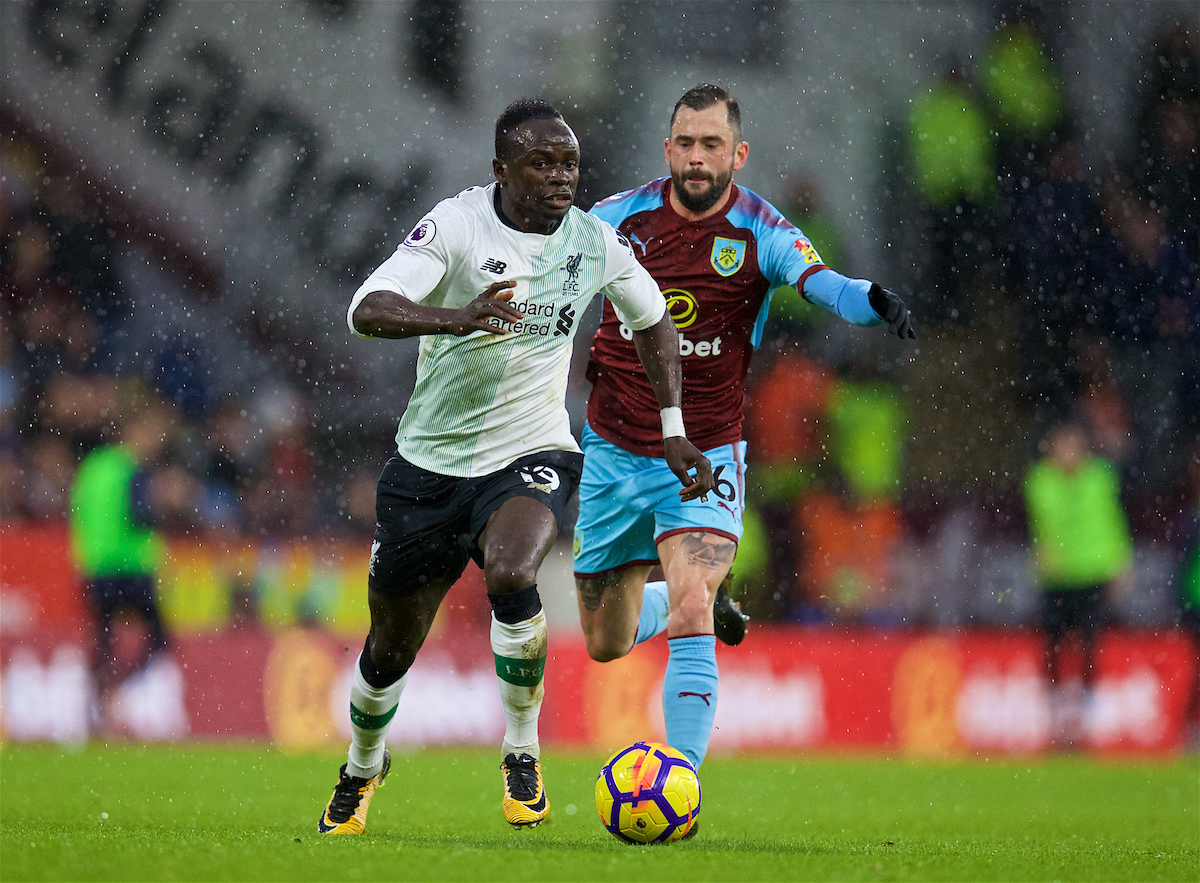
[481,258,507,274]
[679,691,713,706]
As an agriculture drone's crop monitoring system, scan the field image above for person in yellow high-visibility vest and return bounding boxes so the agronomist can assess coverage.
[1023,422,1134,747]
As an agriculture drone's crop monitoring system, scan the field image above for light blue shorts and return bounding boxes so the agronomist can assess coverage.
[572,422,747,578]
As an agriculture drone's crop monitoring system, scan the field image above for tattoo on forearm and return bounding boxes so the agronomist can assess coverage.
[579,571,623,612]
[678,532,736,570]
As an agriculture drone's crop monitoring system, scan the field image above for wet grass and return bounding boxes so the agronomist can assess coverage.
[1,744,1196,881]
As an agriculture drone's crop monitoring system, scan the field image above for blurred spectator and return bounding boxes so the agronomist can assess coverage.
[980,10,1068,181]
[1087,183,1194,489]
[19,435,75,521]
[793,485,904,624]
[742,342,908,623]
[37,176,126,349]
[240,384,319,539]
[908,60,996,322]
[196,401,261,531]
[2,216,59,307]
[335,468,382,538]
[1075,363,1138,469]
[1004,132,1101,429]
[150,333,211,422]
[68,390,198,732]
[742,337,839,618]
[827,358,907,503]
[1135,95,1199,248]
[38,372,118,458]
[1133,19,1199,237]
[1023,422,1134,747]
[1127,25,1200,447]
[1137,20,1200,108]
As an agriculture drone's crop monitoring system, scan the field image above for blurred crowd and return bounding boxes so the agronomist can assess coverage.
[732,10,1199,632]
[0,167,382,544]
[1,9,1198,643]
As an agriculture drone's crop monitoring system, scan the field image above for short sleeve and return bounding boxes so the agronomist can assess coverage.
[755,220,824,288]
[346,200,466,336]
[595,220,666,331]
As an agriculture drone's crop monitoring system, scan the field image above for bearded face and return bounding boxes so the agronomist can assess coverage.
[665,103,747,218]
[671,161,736,215]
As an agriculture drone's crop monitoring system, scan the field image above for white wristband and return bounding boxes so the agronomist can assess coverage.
[660,406,685,440]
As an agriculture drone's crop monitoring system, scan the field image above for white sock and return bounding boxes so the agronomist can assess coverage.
[491,610,547,759]
[346,660,406,779]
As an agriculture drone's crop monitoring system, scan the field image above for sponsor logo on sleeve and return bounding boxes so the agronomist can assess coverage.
[711,237,747,276]
[403,219,436,247]
[792,236,821,265]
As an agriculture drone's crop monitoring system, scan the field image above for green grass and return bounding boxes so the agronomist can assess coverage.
[1,744,1196,881]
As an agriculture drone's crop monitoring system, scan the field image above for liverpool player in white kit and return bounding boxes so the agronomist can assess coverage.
[319,100,713,835]
[573,85,916,788]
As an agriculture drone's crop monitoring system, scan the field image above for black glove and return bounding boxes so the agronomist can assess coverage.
[868,283,916,340]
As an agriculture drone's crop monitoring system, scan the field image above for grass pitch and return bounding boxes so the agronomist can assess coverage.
[1,744,1195,881]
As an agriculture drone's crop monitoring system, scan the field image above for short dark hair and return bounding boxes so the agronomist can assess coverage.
[495,99,564,159]
[670,84,742,142]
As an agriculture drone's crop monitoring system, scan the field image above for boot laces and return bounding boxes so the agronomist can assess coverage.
[503,753,540,801]
[327,765,369,823]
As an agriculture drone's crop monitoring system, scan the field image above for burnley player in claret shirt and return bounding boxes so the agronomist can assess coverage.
[572,84,915,791]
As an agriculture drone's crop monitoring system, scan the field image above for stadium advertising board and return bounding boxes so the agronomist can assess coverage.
[2,526,1194,753]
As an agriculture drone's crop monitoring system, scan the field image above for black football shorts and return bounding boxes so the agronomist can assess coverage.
[368,449,583,597]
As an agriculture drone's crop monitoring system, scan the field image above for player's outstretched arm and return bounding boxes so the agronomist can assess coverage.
[351,281,525,339]
[631,313,715,501]
[867,283,917,340]
[798,269,917,340]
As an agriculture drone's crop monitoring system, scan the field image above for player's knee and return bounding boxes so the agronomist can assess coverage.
[582,626,631,663]
[366,630,417,676]
[671,588,715,632]
[482,555,540,594]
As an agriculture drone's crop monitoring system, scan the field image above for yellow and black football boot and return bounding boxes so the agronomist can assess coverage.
[318,750,391,835]
[500,753,549,827]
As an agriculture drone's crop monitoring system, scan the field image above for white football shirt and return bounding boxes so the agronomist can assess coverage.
[349,183,667,477]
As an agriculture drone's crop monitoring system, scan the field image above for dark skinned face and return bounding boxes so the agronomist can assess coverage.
[493,117,580,235]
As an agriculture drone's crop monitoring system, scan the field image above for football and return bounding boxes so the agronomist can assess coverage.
[594,741,701,844]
